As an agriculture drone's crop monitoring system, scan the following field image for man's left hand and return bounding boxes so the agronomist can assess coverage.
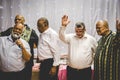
[49,66,57,76]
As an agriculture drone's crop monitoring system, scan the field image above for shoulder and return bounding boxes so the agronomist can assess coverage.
[70,33,76,37]
[25,24,37,34]
[7,27,13,31]
[0,36,8,42]
[0,27,13,33]
[25,24,31,30]
[112,32,116,36]
[86,33,97,42]
[86,33,96,39]
[65,33,76,40]
[31,29,37,35]
[46,28,59,40]
[49,28,58,35]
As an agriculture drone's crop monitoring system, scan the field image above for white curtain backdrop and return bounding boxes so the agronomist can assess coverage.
[0,0,120,53]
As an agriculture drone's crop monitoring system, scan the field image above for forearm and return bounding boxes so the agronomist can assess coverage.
[22,47,31,62]
[15,39,31,62]
[59,26,68,43]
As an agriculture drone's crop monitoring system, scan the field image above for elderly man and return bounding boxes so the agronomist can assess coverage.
[37,17,60,80]
[0,14,38,80]
[0,23,31,80]
[111,19,120,80]
[94,20,116,80]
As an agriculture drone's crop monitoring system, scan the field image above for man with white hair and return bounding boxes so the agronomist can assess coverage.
[0,14,38,80]
[0,23,31,80]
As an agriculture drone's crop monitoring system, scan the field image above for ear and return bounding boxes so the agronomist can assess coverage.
[22,19,25,24]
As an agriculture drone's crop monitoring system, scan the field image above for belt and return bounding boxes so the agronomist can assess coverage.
[0,68,24,73]
[39,59,44,63]
[39,58,53,63]
[68,66,91,71]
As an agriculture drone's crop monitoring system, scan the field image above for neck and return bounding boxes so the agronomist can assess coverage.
[103,30,111,36]
[11,35,20,42]
[11,36,17,42]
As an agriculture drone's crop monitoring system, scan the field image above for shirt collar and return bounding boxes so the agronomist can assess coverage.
[7,35,21,43]
[102,30,112,39]
[41,27,50,35]
[74,32,87,39]
[7,35,14,42]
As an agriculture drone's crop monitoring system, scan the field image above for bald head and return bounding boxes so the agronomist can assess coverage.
[96,20,110,36]
[37,17,49,33]
[14,15,25,24]
[96,20,109,28]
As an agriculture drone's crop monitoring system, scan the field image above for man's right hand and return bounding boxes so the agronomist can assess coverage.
[62,15,70,27]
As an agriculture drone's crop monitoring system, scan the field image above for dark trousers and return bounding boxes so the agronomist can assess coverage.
[39,58,58,80]
[0,68,25,80]
[67,66,92,80]
[24,64,32,80]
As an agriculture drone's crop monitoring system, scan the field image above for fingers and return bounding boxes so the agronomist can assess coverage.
[62,15,68,21]
[49,67,56,76]
[15,39,23,48]
[62,15,70,27]
[15,39,21,44]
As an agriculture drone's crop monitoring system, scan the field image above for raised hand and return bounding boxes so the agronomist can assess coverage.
[62,15,70,27]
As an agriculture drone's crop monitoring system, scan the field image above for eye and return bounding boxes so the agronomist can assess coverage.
[15,19,21,21]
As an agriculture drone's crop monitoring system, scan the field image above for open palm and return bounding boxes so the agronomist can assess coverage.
[62,15,70,27]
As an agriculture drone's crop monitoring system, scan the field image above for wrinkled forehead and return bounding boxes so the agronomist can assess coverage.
[38,18,47,24]
[15,15,24,20]
[96,23,104,29]
[38,20,45,24]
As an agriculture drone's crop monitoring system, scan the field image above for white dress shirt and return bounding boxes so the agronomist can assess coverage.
[59,27,97,69]
[37,27,60,66]
[0,35,31,72]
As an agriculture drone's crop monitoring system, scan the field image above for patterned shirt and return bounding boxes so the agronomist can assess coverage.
[94,31,115,80]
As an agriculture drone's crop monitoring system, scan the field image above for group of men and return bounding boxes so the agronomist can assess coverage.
[0,15,38,80]
[0,15,60,80]
[0,14,120,80]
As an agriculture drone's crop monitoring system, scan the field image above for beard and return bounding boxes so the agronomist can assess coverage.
[11,31,21,40]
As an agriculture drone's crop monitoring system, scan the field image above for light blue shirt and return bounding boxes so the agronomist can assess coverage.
[0,35,31,72]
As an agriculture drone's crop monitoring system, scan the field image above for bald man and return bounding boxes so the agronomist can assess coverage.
[94,20,116,80]
[0,23,31,80]
[0,14,38,80]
